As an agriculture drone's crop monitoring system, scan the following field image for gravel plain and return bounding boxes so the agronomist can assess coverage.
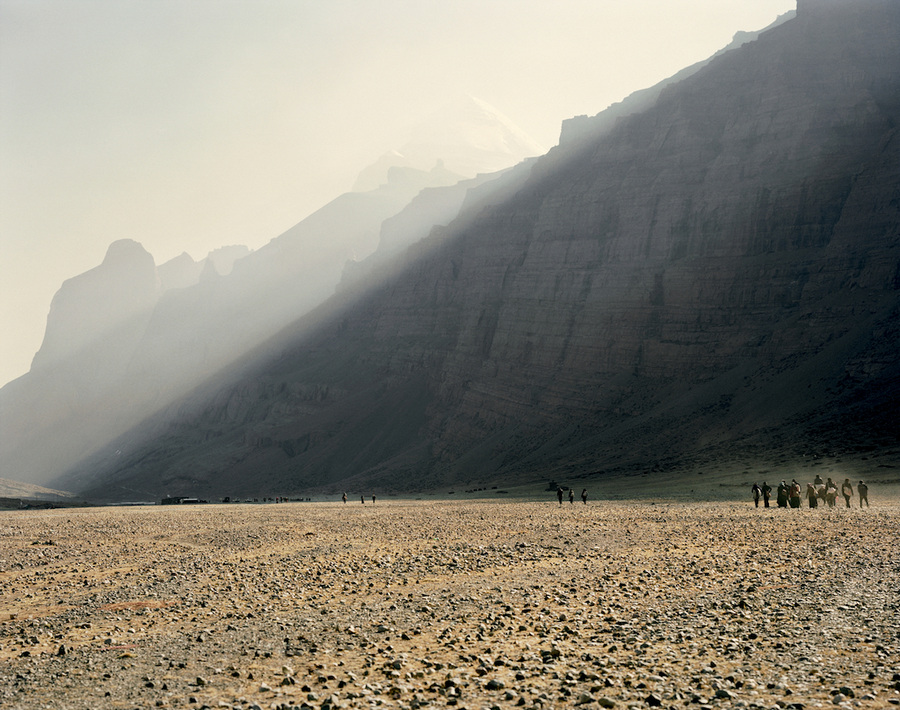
[1,496,898,710]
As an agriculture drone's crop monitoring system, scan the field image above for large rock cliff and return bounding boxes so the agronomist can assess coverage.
[61,0,900,500]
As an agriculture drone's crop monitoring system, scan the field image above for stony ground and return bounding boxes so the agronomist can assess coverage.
[1,497,898,710]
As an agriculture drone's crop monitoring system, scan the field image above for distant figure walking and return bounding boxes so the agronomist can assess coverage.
[361,495,365,504]
[581,489,588,505]
[568,489,574,505]
[557,487,563,506]
[342,492,347,504]
[858,481,869,508]
[841,479,853,508]
[789,479,802,509]
[806,483,818,509]
[761,482,771,508]
[751,483,762,508]
[776,481,789,508]
[372,495,376,504]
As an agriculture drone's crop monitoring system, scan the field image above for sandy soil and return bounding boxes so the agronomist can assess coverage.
[1,496,898,710]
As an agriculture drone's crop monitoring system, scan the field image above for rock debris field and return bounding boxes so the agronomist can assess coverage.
[1,498,898,710]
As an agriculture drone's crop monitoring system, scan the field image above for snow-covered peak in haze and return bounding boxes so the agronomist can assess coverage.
[353,95,545,192]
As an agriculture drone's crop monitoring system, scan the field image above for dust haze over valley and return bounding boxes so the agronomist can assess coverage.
[3,0,900,503]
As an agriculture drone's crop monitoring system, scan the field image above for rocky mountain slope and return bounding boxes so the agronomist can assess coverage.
[558,9,795,147]
[60,0,900,500]
[0,99,539,488]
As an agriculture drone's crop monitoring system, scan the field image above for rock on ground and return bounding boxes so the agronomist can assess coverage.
[0,498,898,709]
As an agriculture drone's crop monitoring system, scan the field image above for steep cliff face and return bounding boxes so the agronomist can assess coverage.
[0,241,158,484]
[62,1,900,500]
[410,0,900,478]
[30,240,159,373]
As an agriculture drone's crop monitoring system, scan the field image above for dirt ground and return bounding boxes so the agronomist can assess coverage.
[1,495,898,710]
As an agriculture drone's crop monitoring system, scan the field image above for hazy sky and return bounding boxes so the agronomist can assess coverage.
[0,0,795,387]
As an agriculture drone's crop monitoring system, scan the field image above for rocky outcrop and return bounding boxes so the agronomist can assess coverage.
[155,245,250,293]
[56,0,900,501]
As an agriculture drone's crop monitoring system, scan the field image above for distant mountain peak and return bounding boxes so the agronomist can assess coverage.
[353,96,544,192]
[405,94,543,152]
[101,238,152,266]
[30,239,158,372]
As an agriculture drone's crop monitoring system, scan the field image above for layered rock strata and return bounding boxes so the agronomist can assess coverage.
[64,0,900,500]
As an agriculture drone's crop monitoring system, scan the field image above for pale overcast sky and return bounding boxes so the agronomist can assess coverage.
[0,0,795,387]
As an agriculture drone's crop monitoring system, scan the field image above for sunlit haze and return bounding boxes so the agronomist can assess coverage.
[0,0,795,387]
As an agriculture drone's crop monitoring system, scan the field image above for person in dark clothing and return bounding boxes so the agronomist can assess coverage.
[568,489,575,505]
[751,483,762,508]
[776,481,789,508]
[858,481,869,507]
[761,482,772,508]
[841,479,853,508]
[581,489,588,505]
[789,480,802,508]
[557,487,564,506]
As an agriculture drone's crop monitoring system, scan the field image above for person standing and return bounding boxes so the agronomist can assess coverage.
[841,478,853,508]
[751,483,762,508]
[342,492,347,504]
[762,482,772,508]
[858,481,869,507]
[789,480,802,509]
[806,483,818,508]
[568,489,575,505]
[360,495,365,504]
[557,487,564,506]
[581,489,588,505]
[776,481,789,508]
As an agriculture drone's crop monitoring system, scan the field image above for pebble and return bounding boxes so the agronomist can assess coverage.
[0,499,897,710]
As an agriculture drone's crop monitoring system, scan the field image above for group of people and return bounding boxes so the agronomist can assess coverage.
[556,487,589,505]
[752,476,869,509]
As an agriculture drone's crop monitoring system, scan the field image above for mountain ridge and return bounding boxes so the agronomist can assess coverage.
[56,0,900,501]
[0,101,544,487]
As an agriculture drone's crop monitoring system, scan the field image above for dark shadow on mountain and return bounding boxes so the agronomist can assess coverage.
[52,1,900,500]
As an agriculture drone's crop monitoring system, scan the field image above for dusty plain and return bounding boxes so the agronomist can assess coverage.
[1,493,899,710]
